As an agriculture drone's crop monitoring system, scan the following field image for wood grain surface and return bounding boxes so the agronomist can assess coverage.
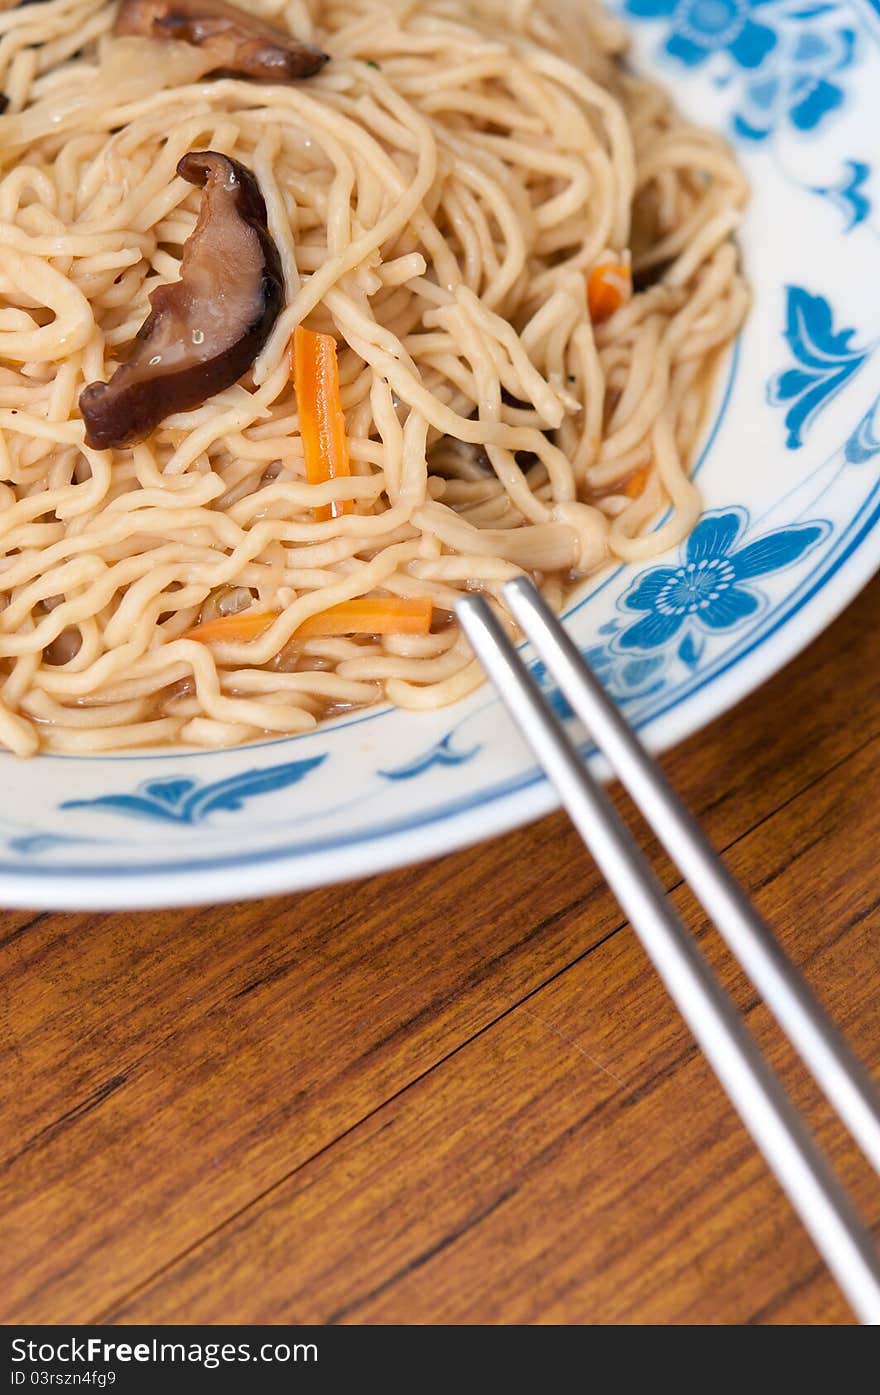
[2,576,879,1326]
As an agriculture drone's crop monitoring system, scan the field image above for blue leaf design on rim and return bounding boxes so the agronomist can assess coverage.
[141,778,198,811]
[615,507,830,652]
[767,286,870,448]
[530,646,666,717]
[844,396,880,464]
[620,656,665,688]
[678,632,706,670]
[60,756,327,825]
[810,160,871,232]
[378,732,481,780]
[6,831,104,856]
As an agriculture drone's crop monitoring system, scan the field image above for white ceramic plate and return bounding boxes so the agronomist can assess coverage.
[2,0,880,910]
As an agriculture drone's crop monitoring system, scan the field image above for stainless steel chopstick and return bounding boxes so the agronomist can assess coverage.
[457,582,880,1325]
[502,575,880,1180]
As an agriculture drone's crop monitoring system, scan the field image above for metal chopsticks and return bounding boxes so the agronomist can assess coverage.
[457,576,880,1325]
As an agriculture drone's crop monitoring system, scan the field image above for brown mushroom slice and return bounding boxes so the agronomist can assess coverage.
[114,0,329,82]
[79,151,284,451]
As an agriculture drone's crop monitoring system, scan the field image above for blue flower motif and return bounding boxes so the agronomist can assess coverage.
[767,286,870,449]
[616,508,828,652]
[625,0,778,68]
[621,0,858,141]
[733,24,855,140]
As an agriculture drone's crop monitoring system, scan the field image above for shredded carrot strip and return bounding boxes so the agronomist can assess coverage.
[292,324,351,522]
[183,610,278,645]
[183,597,433,645]
[297,596,433,638]
[623,465,649,499]
[587,262,632,324]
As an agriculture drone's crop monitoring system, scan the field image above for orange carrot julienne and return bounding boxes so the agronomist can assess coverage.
[292,324,351,522]
[182,609,278,645]
[587,262,632,324]
[298,596,432,638]
[183,596,433,645]
[623,465,649,499]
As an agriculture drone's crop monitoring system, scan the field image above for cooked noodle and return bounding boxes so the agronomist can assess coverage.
[0,0,748,756]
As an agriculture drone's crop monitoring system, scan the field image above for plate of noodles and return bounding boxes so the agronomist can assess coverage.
[0,0,878,909]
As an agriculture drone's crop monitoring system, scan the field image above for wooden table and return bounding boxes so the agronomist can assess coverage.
[3,576,879,1327]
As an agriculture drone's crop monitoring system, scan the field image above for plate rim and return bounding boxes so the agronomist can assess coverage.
[2,489,876,910]
[2,0,879,909]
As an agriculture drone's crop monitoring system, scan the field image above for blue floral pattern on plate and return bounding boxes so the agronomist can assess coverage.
[525,508,830,723]
[621,0,858,140]
[626,0,779,71]
[614,508,829,650]
[767,286,871,448]
[60,757,326,825]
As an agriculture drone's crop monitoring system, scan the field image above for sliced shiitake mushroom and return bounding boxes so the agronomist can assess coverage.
[79,151,284,450]
[114,0,329,81]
